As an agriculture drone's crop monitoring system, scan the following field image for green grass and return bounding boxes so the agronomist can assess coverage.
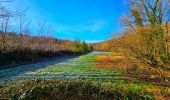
[24,53,123,83]
[26,56,96,75]
[80,54,99,60]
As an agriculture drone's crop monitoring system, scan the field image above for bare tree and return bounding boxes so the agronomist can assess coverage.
[0,0,23,50]
[16,10,29,47]
[119,0,170,80]
[47,25,55,52]
[36,20,46,50]
[0,7,10,50]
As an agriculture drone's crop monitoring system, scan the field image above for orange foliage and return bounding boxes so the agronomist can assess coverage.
[93,54,129,71]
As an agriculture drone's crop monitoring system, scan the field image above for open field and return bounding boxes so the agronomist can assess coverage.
[24,52,123,83]
[0,52,122,83]
[1,52,170,99]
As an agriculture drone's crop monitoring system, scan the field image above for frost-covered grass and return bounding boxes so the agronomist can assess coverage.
[25,52,123,83]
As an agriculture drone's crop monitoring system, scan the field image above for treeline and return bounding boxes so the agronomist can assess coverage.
[0,1,92,66]
[0,32,92,66]
[93,40,114,52]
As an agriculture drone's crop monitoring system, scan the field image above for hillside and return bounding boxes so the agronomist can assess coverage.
[0,32,91,66]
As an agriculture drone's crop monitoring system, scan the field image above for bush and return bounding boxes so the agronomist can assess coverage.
[0,80,154,100]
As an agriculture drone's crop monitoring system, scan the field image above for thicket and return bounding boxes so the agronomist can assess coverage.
[94,0,170,81]
[0,80,154,100]
[118,0,170,81]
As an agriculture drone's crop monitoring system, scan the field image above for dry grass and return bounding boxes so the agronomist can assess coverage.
[94,53,130,71]
[93,52,170,100]
[146,86,170,100]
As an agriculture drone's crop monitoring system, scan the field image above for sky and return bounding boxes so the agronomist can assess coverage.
[4,0,126,43]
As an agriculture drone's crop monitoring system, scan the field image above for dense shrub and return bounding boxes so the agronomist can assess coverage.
[0,80,154,100]
[0,48,89,66]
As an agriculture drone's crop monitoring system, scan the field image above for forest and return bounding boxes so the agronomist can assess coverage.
[0,1,91,66]
[0,32,91,66]
[0,0,170,100]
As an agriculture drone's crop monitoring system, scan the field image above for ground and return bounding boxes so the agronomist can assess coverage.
[0,52,170,99]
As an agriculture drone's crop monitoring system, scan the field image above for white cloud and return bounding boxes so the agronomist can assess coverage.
[55,19,107,33]
[85,40,105,43]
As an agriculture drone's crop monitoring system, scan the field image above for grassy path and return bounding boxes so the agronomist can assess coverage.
[22,52,123,84]
[0,52,122,83]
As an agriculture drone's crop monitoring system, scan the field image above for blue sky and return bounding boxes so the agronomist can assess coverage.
[6,0,125,43]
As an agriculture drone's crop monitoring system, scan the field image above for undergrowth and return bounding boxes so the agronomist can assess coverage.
[0,79,154,100]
